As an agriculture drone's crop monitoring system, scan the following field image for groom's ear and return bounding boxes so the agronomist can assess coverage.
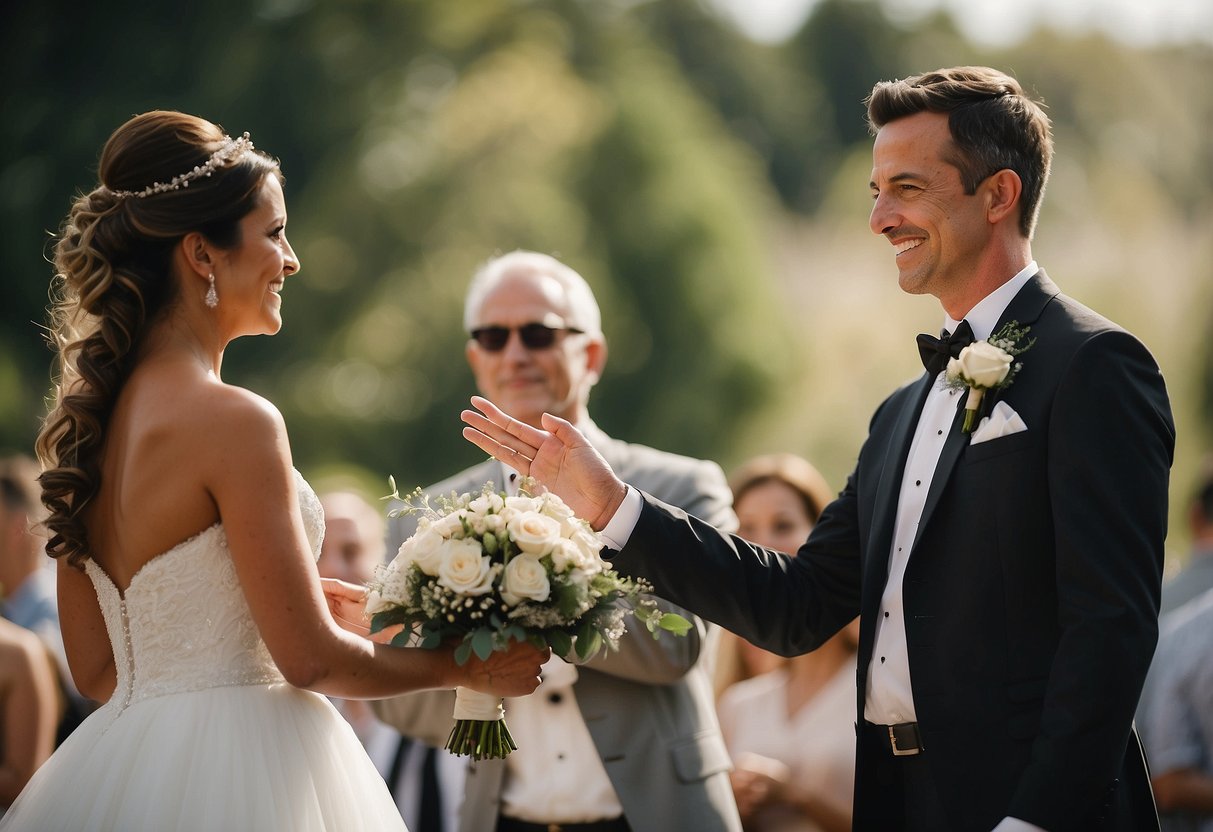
[983,169,1023,228]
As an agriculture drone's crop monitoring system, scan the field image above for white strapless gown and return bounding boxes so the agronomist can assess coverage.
[0,473,407,831]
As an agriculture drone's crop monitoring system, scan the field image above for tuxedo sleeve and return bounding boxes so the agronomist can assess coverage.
[585,458,737,684]
[1008,329,1174,829]
[609,409,883,657]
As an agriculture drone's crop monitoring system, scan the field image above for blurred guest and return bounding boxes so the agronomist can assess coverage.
[0,454,91,741]
[717,454,855,832]
[374,250,742,832]
[1140,586,1213,829]
[1161,460,1213,615]
[319,490,464,832]
[0,617,58,815]
[713,631,785,700]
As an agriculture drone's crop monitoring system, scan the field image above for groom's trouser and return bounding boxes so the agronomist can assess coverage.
[860,720,950,832]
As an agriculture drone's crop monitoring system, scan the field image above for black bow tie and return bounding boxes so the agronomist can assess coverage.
[916,320,975,375]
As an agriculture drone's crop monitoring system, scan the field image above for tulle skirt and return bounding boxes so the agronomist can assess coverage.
[0,682,407,831]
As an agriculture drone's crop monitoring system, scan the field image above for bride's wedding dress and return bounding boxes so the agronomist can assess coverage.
[0,472,407,831]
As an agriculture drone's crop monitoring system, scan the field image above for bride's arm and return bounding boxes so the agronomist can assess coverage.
[56,558,116,703]
[204,389,545,700]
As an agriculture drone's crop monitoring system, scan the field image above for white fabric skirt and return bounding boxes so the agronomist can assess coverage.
[1,682,407,831]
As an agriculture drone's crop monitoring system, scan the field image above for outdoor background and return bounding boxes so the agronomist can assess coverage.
[3,0,1210,564]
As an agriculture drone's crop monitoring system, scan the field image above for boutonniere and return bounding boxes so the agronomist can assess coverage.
[943,321,1035,432]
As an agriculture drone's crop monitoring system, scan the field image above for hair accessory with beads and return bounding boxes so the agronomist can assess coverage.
[110,132,254,199]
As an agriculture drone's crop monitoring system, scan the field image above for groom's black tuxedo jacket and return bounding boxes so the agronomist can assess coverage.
[611,272,1174,831]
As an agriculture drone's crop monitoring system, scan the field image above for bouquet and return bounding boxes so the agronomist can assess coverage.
[366,478,690,760]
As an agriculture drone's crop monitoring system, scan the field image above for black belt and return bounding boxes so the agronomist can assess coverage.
[865,720,925,756]
[496,817,630,832]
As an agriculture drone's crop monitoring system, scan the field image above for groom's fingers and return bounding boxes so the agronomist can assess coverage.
[469,396,549,446]
[462,426,533,474]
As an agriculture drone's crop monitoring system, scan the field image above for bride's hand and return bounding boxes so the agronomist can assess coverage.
[321,578,371,635]
[453,640,549,698]
[322,578,404,644]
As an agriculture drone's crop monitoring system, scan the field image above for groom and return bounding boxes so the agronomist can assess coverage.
[462,67,1175,831]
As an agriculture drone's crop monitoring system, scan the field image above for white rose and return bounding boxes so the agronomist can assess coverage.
[508,511,563,555]
[571,529,605,573]
[501,554,551,606]
[399,527,446,576]
[539,493,576,522]
[430,512,466,538]
[437,539,496,595]
[483,514,506,534]
[950,341,1013,388]
[468,492,505,515]
[505,495,541,514]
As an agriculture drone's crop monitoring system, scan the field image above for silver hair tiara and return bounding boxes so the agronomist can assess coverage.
[109,132,255,199]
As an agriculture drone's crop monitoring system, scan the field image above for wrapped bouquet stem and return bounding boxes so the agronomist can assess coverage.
[449,688,515,759]
[367,478,688,760]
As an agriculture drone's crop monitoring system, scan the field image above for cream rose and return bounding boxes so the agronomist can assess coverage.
[505,495,541,514]
[399,527,446,576]
[468,492,505,515]
[501,554,551,606]
[508,511,563,556]
[437,539,496,595]
[539,493,576,522]
[949,341,1013,388]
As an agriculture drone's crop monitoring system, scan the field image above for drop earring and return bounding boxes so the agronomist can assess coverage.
[205,274,218,309]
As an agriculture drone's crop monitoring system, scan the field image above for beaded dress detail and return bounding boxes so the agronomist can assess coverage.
[0,472,407,831]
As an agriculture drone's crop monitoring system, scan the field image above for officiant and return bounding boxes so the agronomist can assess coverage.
[372,250,743,832]
[458,67,1176,831]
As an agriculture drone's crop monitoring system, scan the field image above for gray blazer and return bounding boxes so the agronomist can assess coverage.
[373,421,743,832]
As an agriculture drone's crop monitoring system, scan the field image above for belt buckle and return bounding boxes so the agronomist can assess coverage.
[888,723,922,756]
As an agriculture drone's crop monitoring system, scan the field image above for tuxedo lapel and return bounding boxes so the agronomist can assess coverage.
[909,270,1058,553]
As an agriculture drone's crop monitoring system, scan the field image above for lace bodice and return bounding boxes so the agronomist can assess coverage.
[84,471,325,715]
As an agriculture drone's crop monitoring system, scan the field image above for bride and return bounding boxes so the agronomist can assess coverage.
[0,111,546,831]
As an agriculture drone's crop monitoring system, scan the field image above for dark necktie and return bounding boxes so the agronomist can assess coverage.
[387,735,444,832]
[916,319,975,375]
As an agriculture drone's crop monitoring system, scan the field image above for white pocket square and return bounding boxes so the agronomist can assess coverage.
[970,401,1027,445]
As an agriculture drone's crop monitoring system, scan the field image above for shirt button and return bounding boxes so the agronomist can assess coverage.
[915,480,921,486]
[884,611,890,618]
[880,656,886,664]
[548,692,563,705]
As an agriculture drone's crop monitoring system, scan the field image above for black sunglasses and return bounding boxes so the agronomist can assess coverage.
[469,323,584,352]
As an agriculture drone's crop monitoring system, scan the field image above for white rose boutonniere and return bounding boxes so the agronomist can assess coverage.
[944,321,1035,432]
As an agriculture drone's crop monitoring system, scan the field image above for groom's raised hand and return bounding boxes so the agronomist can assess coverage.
[461,396,628,530]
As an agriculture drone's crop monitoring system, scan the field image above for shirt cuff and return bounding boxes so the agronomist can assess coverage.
[991,818,1048,832]
[599,485,643,551]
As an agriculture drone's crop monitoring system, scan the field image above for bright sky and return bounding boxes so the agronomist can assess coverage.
[705,0,1213,47]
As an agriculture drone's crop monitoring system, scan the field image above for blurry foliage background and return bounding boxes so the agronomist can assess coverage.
[2,0,1211,564]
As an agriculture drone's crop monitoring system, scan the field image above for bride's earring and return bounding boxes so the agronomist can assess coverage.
[205,274,218,309]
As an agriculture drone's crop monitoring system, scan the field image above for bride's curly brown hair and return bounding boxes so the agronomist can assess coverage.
[35,111,282,567]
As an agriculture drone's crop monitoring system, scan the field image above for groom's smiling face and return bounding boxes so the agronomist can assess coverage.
[465,269,604,429]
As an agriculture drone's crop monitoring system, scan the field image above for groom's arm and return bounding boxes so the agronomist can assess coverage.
[581,456,735,684]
